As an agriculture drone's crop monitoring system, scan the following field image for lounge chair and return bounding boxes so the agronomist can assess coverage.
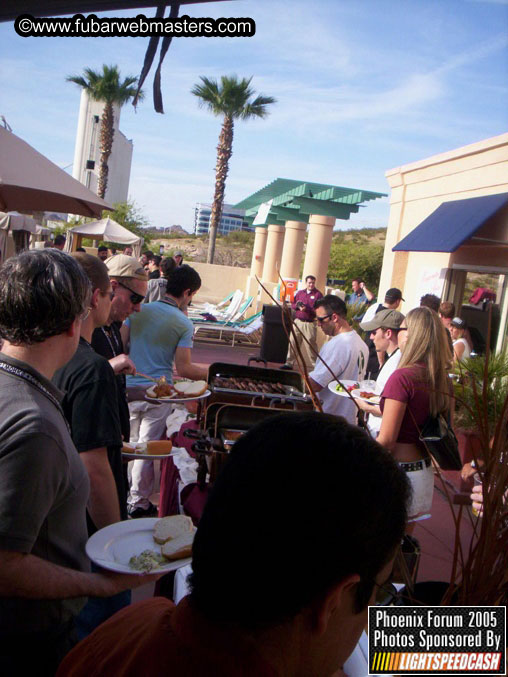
[193,311,263,347]
[190,289,244,324]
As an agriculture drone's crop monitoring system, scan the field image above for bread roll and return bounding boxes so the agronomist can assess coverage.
[146,440,173,455]
[161,531,194,560]
[153,515,194,544]
[174,380,207,397]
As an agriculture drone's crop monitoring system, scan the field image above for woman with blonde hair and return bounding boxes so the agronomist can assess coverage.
[377,306,453,519]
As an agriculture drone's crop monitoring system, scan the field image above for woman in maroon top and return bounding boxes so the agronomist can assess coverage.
[377,307,453,519]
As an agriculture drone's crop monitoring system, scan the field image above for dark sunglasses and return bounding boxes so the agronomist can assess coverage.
[117,281,144,305]
[316,313,333,324]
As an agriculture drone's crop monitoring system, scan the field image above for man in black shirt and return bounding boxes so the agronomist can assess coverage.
[91,255,148,442]
[53,253,130,638]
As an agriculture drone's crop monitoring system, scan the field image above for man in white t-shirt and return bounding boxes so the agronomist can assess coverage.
[357,308,405,436]
[308,295,369,424]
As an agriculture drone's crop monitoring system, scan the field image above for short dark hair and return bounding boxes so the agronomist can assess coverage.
[165,264,201,297]
[54,234,66,246]
[152,255,162,266]
[305,275,316,282]
[352,277,363,284]
[72,252,110,293]
[315,294,347,318]
[98,246,108,253]
[420,293,440,313]
[189,413,409,630]
[160,256,176,279]
[76,247,86,253]
[143,250,154,260]
[0,250,91,345]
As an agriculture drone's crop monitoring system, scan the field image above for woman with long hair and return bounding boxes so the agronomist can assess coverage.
[377,306,453,519]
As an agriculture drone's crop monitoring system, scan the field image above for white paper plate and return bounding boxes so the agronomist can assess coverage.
[145,386,211,403]
[327,379,361,398]
[86,517,193,574]
[351,388,381,405]
[121,444,175,460]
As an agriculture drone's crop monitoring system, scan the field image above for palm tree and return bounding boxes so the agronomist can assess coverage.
[67,65,142,199]
[191,75,275,263]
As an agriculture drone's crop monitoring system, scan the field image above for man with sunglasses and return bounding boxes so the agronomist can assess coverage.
[122,265,208,519]
[91,256,148,447]
[308,295,369,424]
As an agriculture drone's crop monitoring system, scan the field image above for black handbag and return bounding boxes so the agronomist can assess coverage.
[419,413,462,470]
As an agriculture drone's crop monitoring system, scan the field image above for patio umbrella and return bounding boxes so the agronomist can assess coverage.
[0,126,112,217]
[66,217,143,256]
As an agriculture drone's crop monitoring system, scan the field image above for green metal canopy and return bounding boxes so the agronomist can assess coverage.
[234,178,387,228]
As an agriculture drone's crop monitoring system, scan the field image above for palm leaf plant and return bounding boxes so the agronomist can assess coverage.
[191,75,275,264]
[67,65,142,199]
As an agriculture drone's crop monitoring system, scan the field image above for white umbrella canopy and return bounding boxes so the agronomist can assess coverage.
[0,211,37,233]
[66,217,141,245]
[0,127,111,217]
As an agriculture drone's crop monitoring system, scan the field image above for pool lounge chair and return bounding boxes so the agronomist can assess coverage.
[193,311,263,347]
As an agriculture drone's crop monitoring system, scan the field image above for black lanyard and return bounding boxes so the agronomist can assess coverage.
[0,361,70,433]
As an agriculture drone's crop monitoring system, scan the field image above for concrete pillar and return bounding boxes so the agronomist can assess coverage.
[279,220,307,280]
[302,214,336,292]
[250,227,268,278]
[262,224,285,283]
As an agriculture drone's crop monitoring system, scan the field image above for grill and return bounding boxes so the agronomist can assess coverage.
[186,361,315,485]
[207,361,313,410]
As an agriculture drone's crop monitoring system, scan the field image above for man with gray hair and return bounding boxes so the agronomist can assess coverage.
[0,250,158,674]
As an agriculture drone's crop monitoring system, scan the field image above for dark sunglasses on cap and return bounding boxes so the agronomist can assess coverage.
[117,281,144,305]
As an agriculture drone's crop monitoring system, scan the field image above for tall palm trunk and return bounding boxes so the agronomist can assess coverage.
[207,115,234,264]
[98,102,115,199]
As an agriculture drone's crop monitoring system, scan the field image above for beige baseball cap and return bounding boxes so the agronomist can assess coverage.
[105,255,148,280]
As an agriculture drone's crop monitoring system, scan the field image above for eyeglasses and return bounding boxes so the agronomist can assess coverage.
[79,308,90,322]
[101,290,115,301]
[117,281,144,305]
[316,313,333,324]
[398,327,408,333]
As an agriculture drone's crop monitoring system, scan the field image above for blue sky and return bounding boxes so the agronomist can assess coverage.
[1,0,507,231]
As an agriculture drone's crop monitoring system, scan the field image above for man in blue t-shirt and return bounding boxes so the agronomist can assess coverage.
[122,265,208,518]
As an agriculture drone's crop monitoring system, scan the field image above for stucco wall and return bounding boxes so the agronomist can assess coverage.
[190,262,250,305]
[380,133,508,313]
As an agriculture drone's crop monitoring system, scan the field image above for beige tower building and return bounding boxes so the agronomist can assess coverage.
[72,90,133,204]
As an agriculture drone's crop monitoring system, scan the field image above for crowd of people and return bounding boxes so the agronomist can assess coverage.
[0,245,480,675]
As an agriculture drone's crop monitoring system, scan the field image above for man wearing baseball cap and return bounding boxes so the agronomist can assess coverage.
[358,308,405,436]
[360,288,404,379]
[91,256,148,446]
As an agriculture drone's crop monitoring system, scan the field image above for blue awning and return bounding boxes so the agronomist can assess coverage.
[392,193,508,252]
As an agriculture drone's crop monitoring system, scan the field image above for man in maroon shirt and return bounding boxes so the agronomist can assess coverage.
[282,275,323,371]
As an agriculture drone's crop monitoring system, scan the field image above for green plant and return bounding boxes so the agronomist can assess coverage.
[453,352,508,433]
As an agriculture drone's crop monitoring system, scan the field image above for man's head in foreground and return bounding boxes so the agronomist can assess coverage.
[105,255,148,324]
[190,412,409,675]
[0,249,90,354]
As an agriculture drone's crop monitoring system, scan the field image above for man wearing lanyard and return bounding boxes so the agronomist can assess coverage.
[282,275,323,371]
[0,250,156,674]
[357,309,405,437]
[91,255,147,445]
[122,265,208,519]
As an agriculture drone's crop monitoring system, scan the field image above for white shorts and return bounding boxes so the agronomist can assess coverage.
[399,460,434,519]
